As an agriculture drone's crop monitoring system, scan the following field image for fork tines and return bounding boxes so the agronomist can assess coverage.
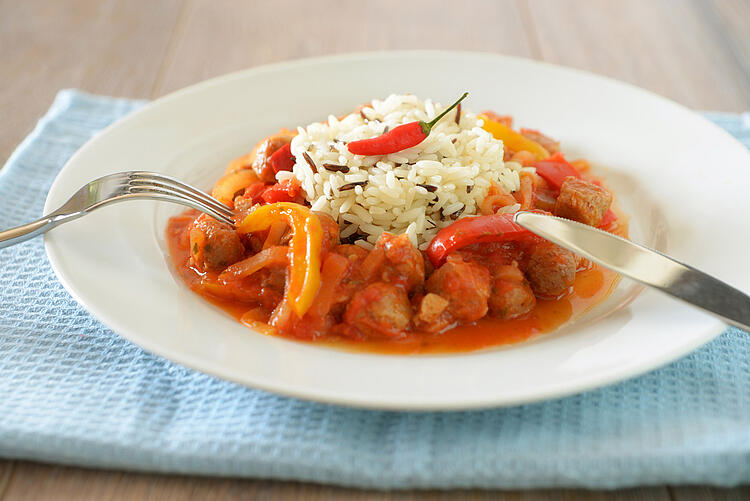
[127,172,235,226]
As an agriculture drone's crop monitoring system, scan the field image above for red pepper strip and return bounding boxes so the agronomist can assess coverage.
[261,178,303,204]
[533,152,581,190]
[268,143,295,174]
[242,182,268,205]
[347,92,468,156]
[426,213,538,267]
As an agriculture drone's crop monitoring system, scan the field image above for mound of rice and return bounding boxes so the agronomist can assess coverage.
[278,94,520,250]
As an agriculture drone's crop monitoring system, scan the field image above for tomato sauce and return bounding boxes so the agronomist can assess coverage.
[166,212,625,355]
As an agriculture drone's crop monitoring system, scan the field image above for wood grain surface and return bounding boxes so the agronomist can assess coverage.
[1,0,749,499]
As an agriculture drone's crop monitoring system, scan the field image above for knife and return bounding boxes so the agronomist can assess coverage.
[513,211,750,332]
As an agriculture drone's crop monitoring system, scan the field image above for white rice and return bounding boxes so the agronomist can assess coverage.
[280,94,520,250]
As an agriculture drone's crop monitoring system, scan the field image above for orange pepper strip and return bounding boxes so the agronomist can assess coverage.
[212,168,259,207]
[479,114,550,161]
[237,202,323,317]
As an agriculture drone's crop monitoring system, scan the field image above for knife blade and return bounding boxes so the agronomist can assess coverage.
[514,211,750,332]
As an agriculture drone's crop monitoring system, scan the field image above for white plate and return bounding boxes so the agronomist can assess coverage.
[44,51,750,410]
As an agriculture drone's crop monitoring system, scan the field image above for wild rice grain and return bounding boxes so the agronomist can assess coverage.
[323,163,350,173]
[339,181,368,191]
[303,152,317,173]
[417,183,438,193]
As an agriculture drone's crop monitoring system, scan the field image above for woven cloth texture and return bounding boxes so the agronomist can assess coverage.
[1,90,749,489]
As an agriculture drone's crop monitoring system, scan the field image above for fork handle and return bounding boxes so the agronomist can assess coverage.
[0,214,75,249]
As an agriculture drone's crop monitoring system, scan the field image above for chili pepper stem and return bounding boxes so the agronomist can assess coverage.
[419,92,468,135]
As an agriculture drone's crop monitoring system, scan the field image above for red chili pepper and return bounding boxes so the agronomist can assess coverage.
[268,143,295,174]
[533,152,581,190]
[425,212,540,267]
[347,92,468,156]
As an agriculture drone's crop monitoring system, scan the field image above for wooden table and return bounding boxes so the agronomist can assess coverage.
[1,1,749,499]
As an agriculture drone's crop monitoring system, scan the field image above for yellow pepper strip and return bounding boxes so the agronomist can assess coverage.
[299,216,323,313]
[479,114,550,161]
[237,202,323,317]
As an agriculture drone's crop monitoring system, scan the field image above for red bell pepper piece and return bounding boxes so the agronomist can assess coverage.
[242,182,268,205]
[261,178,303,204]
[533,153,581,190]
[425,213,537,267]
[268,143,295,173]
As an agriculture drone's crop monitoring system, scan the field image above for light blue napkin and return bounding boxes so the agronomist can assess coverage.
[1,90,750,489]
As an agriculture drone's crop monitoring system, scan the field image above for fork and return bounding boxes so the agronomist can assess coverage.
[0,171,235,249]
